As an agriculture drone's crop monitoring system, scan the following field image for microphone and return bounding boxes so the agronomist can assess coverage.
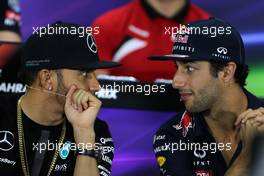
[26,85,66,97]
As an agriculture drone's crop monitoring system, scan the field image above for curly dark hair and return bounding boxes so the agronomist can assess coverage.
[209,60,249,87]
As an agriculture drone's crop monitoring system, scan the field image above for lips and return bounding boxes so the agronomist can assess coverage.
[179,92,192,101]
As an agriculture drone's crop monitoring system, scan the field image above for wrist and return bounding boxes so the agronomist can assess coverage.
[76,147,102,164]
[73,127,95,144]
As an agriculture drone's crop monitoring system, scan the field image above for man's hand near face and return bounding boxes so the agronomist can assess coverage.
[225,107,264,176]
[236,107,264,133]
[64,84,101,176]
[65,84,101,138]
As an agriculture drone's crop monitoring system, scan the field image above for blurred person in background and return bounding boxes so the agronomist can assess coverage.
[92,0,210,82]
[0,0,21,42]
[0,0,21,73]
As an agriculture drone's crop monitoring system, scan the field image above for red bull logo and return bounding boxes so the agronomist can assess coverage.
[195,170,213,176]
[173,34,189,44]
[173,111,192,137]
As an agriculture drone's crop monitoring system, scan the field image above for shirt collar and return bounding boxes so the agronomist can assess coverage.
[193,89,264,137]
[140,0,190,21]
[243,88,264,109]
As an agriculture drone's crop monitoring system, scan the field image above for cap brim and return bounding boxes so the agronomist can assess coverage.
[0,40,21,45]
[148,54,195,61]
[72,61,121,70]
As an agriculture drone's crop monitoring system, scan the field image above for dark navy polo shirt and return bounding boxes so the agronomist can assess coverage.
[153,89,264,176]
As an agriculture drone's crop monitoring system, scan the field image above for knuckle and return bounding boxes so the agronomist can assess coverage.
[97,100,102,107]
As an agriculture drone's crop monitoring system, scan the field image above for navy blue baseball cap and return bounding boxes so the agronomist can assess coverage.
[22,21,121,71]
[149,17,246,66]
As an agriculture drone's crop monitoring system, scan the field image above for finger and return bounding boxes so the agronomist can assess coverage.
[90,96,102,109]
[248,118,254,125]
[253,115,264,123]
[242,110,263,124]
[252,121,262,127]
[85,91,102,109]
[235,109,252,126]
[260,107,264,114]
[76,90,86,111]
[249,119,259,127]
[257,125,264,132]
[65,84,77,107]
[80,92,89,110]
[238,123,246,139]
[245,120,256,138]
[238,109,262,125]
[72,89,84,111]
[73,89,83,103]
[76,90,85,104]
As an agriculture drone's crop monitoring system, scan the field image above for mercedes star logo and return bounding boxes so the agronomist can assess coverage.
[86,34,97,53]
[0,131,15,151]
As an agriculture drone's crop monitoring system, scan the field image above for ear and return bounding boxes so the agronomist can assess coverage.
[38,69,55,91]
[219,62,237,84]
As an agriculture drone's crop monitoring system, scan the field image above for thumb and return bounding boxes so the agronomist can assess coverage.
[65,84,77,107]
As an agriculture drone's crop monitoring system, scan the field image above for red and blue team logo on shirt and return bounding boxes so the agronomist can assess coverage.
[195,170,213,176]
[173,111,192,137]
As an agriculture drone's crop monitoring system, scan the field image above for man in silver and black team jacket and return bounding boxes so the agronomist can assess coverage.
[0,22,120,176]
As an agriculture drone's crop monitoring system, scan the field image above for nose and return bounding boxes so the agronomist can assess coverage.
[172,69,186,89]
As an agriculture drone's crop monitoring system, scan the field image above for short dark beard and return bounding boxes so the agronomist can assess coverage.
[186,79,220,113]
[55,70,68,106]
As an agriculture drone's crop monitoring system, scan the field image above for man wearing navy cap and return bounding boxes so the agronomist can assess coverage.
[151,18,264,175]
[0,22,120,176]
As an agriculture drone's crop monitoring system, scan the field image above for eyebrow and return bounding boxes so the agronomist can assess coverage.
[182,60,197,64]
[79,70,93,73]
[175,60,199,66]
